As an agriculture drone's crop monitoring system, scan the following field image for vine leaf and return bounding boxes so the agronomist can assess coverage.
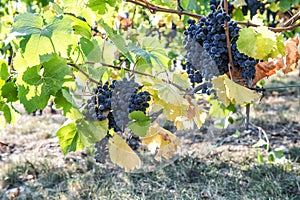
[1,82,18,102]
[99,20,134,63]
[57,119,108,155]
[0,103,19,124]
[54,88,83,120]
[128,111,151,137]
[237,27,285,60]
[87,0,117,14]
[11,13,74,69]
[16,56,71,113]
[212,74,259,106]
[108,134,141,172]
[283,36,299,74]
[253,36,300,83]
[174,95,207,130]
[142,123,180,161]
[0,61,9,94]
[56,121,85,155]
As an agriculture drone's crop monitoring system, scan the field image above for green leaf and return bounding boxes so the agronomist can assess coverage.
[56,121,85,155]
[236,28,257,58]
[1,82,18,102]
[12,13,43,36]
[87,0,116,14]
[0,60,9,93]
[209,99,231,118]
[56,118,108,155]
[127,44,152,64]
[99,20,134,63]
[76,119,108,147]
[237,27,284,60]
[128,111,151,137]
[70,16,92,39]
[17,56,71,113]
[0,103,19,124]
[79,37,102,62]
[54,88,79,116]
[12,14,74,69]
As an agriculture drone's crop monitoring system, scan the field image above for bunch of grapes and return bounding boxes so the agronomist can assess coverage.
[183,4,259,91]
[111,78,140,130]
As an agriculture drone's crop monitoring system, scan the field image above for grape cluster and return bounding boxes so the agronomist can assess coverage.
[129,90,151,113]
[84,79,151,131]
[84,81,115,121]
[111,78,143,130]
[183,5,259,90]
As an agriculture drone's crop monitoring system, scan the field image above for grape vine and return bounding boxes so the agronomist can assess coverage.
[0,0,299,172]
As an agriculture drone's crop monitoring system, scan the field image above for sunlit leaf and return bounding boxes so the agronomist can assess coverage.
[108,134,141,172]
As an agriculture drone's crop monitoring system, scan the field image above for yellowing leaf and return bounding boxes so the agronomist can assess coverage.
[212,75,259,106]
[174,95,207,130]
[211,75,231,106]
[108,134,141,172]
[142,123,180,161]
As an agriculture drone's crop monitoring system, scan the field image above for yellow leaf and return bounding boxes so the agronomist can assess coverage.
[185,95,207,129]
[142,123,180,161]
[174,116,194,130]
[212,74,259,106]
[212,75,231,106]
[108,134,141,172]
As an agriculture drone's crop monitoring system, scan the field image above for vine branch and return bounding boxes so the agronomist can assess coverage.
[70,61,187,92]
[125,0,300,32]
[224,0,235,79]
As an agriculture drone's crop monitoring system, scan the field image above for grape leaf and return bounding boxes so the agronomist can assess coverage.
[209,99,235,118]
[57,119,108,155]
[56,121,85,155]
[253,36,299,83]
[237,27,285,60]
[0,61,9,93]
[283,36,299,74]
[99,20,134,63]
[108,134,141,172]
[152,82,187,105]
[172,73,191,90]
[87,0,117,14]
[79,37,102,62]
[128,111,151,137]
[236,28,257,58]
[212,74,259,106]
[12,13,74,69]
[142,123,180,161]
[76,119,108,148]
[175,95,207,130]
[1,82,18,102]
[70,15,92,39]
[54,88,81,117]
[141,36,170,70]
[16,56,71,113]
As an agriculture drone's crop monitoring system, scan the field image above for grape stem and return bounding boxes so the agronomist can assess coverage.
[224,0,235,79]
[125,0,300,33]
[69,61,186,92]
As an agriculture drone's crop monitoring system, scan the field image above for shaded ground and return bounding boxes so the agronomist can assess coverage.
[0,71,299,199]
